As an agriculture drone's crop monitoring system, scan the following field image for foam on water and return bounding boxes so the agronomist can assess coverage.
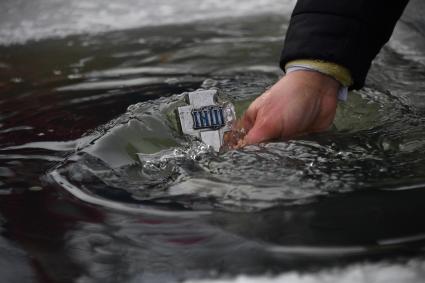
[0,0,295,45]
[186,259,425,283]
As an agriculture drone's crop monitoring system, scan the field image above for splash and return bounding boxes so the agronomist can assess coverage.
[47,78,425,213]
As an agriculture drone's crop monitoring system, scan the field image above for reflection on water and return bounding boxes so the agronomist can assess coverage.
[1,0,425,282]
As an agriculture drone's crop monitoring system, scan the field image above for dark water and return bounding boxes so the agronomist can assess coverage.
[1,1,425,282]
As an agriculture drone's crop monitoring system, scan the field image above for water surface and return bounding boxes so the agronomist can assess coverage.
[1,0,425,282]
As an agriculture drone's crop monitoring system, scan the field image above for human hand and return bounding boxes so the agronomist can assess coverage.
[240,70,340,145]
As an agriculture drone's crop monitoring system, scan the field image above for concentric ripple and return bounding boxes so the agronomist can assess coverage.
[47,77,425,212]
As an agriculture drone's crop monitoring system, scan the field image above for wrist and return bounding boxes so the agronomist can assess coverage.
[284,69,340,95]
[286,67,348,101]
[285,59,353,88]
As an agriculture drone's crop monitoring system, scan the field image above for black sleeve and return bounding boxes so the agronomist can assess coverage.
[280,0,410,89]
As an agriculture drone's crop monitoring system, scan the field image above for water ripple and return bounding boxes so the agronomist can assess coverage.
[47,78,425,212]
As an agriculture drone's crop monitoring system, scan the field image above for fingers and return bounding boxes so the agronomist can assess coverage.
[241,101,258,132]
[244,111,282,145]
[239,90,281,145]
[241,90,271,132]
[244,124,267,144]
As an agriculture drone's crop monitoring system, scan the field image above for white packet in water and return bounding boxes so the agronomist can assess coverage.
[176,89,236,151]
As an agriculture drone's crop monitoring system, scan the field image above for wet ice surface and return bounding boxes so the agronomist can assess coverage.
[187,260,425,283]
[1,0,425,282]
[0,0,296,45]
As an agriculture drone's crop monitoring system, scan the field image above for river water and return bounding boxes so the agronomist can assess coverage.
[1,0,425,282]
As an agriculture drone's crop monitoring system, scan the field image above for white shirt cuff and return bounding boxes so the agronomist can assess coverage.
[286,66,348,101]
